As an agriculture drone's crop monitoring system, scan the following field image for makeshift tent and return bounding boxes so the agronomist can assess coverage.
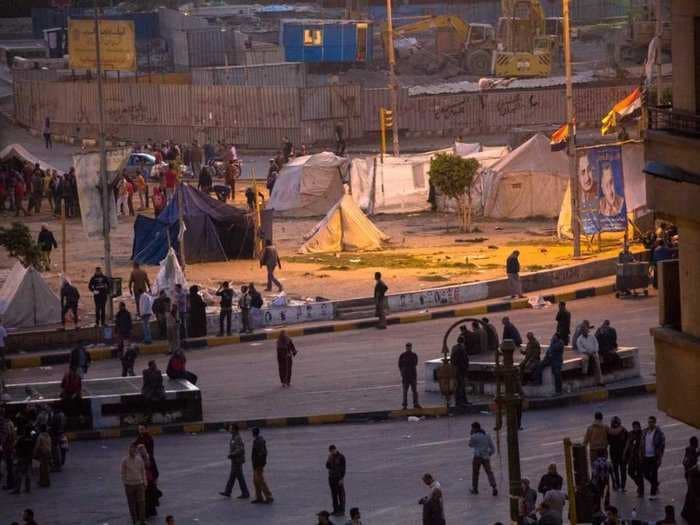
[483,133,569,219]
[0,261,61,329]
[0,143,60,172]
[436,145,511,213]
[349,150,451,214]
[557,141,646,238]
[266,152,349,217]
[299,194,390,253]
[132,184,255,265]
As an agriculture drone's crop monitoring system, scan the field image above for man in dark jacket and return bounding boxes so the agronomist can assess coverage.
[450,336,470,407]
[152,291,171,340]
[374,272,388,329]
[69,345,91,378]
[88,266,110,326]
[114,302,133,354]
[260,240,283,292]
[37,224,58,270]
[220,424,250,499]
[398,343,420,410]
[640,415,665,499]
[506,250,524,298]
[555,302,571,344]
[536,333,565,394]
[501,316,522,347]
[251,427,273,504]
[537,464,564,496]
[595,320,620,366]
[141,360,165,424]
[482,318,499,352]
[60,280,80,328]
[326,445,346,516]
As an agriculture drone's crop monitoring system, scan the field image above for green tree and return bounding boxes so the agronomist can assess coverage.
[429,153,480,232]
[0,222,43,269]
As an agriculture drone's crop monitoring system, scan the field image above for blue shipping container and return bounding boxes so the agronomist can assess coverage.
[280,19,373,64]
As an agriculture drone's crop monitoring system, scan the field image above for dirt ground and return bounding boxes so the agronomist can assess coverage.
[0,186,627,321]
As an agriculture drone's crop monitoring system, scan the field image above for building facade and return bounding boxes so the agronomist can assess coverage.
[644,0,700,428]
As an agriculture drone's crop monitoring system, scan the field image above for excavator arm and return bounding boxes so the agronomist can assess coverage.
[382,15,471,55]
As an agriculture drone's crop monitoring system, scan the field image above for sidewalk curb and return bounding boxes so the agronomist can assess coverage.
[64,380,656,442]
[3,283,615,371]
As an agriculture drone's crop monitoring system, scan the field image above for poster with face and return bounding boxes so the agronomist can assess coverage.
[579,146,627,234]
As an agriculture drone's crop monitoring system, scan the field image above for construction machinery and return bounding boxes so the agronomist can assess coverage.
[494,0,553,77]
[381,15,496,76]
[618,0,671,63]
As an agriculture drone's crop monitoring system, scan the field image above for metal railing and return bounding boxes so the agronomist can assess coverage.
[648,106,700,138]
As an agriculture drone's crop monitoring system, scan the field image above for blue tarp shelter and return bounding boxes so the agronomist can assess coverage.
[132,184,255,265]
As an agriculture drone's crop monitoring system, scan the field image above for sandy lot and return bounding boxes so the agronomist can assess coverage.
[0,187,626,321]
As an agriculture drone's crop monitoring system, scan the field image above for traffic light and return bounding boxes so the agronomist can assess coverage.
[382,108,393,129]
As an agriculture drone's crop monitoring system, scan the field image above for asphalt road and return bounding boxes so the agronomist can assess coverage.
[0,395,694,525]
[6,293,658,422]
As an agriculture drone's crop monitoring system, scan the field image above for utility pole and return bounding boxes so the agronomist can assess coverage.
[562,0,580,257]
[94,3,113,321]
[654,0,663,105]
[495,339,522,523]
[385,0,399,157]
[177,180,186,272]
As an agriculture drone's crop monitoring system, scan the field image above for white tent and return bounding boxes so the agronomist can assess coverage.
[266,152,349,217]
[483,133,570,219]
[0,261,61,329]
[349,150,450,214]
[0,143,60,172]
[299,194,390,253]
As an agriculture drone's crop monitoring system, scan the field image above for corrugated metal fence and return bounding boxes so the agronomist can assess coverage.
[14,78,636,148]
[192,63,307,87]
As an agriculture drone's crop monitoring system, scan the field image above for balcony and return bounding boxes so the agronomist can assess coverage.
[648,106,700,138]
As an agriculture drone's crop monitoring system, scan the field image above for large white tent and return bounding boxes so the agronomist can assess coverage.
[483,133,570,219]
[0,143,60,172]
[349,150,450,214]
[299,194,390,253]
[0,261,61,329]
[266,152,349,217]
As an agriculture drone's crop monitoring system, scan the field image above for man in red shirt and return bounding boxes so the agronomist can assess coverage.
[164,164,177,201]
[14,178,28,216]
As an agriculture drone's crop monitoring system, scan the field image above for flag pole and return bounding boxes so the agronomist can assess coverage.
[563,0,581,257]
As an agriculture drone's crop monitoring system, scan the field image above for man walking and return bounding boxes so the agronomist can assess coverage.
[88,267,110,327]
[216,281,234,336]
[575,320,603,386]
[555,302,571,344]
[220,424,250,499]
[537,332,565,394]
[398,343,420,410]
[326,444,346,516]
[37,224,58,271]
[260,240,283,292]
[251,427,273,504]
[128,263,151,317]
[139,292,153,344]
[468,421,498,496]
[583,411,609,462]
[121,443,146,525]
[374,272,388,329]
[640,415,665,499]
[506,250,524,299]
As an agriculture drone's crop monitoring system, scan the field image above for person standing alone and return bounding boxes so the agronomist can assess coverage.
[121,443,147,525]
[128,262,151,317]
[215,281,234,336]
[398,343,420,410]
[326,445,346,516]
[220,424,250,500]
[251,427,273,504]
[37,225,57,271]
[468,421,498,496]
[276,330,296,387]
[555,301,571,344]
[506,250,524,299]
[88,266,110,327]
[640,415,665,499]
[374,272,388,329]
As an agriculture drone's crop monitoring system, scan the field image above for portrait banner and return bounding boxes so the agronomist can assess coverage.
[578,145,627,234]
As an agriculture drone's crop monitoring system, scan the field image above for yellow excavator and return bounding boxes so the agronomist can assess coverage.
[381,15,497,76]
[493,0,554,77]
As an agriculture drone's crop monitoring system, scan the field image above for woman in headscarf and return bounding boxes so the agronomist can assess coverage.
[137,443,161,518]
[188,285,207,338]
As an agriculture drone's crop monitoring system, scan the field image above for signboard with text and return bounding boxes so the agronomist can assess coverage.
[68,19,136,71]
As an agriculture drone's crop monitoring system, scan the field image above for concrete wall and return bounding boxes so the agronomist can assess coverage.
[671,0,698,113]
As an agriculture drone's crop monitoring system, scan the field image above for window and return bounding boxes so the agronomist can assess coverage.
[356,23,368,61]
[303,28,323,46]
